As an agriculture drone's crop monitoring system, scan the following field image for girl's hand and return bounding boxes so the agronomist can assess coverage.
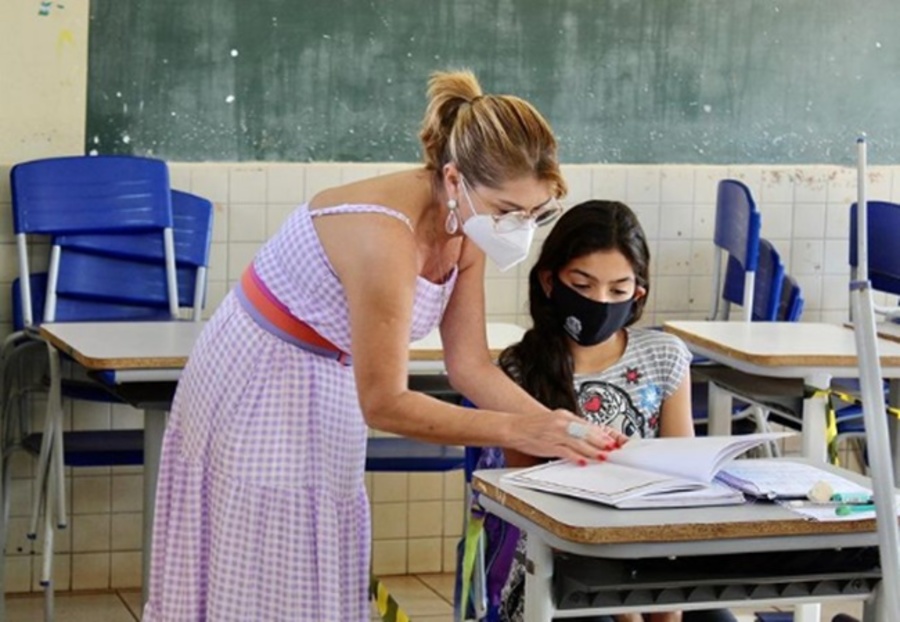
[510,410,629,464]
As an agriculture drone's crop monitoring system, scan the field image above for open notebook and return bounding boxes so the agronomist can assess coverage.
[501,432,791,509]
[715,459,871,500]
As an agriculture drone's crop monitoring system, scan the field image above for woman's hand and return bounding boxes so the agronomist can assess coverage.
[508,410,629,464]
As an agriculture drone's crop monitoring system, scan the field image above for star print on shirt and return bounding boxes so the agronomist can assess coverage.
[623,367,642,385]
[638,383,663,413]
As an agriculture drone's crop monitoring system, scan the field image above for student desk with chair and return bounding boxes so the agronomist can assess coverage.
[36,319,524,605]
[663,321,900,469]
[473,463,886,622]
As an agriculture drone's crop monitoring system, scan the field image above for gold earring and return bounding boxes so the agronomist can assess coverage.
[445,199,459,234]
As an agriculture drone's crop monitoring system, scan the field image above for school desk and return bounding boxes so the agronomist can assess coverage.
[857,320,900,345]
[663,321,900,466]
[473,462,886,622]
[36,319,524,604]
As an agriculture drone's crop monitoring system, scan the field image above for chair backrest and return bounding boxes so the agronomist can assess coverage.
[10,155,178,326]
[709,179,762,322]
[778,274,805,322]
[12,273,173,332]
[54,190,215,320]
[724,238,784,322]
[849,201,900,296]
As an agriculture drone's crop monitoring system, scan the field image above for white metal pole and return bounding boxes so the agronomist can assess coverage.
[851,136,900,619]
[850,281,900,618]
[857,135,869,281]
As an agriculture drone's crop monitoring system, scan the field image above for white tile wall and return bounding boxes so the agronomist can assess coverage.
[0,160,891,591]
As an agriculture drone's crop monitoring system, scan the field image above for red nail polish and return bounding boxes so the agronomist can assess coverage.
[577,458,587,467]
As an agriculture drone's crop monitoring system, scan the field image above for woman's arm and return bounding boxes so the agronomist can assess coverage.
[438,238,551,415]
[317,212,624,462]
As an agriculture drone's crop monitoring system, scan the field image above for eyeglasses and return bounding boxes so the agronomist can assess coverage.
[460,178,564,233]
[492,198,564,232]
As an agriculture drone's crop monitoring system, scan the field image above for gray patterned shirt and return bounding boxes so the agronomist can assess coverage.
[573,327,692,438]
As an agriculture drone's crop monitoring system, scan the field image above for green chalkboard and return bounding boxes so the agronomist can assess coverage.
[87,0,900,164]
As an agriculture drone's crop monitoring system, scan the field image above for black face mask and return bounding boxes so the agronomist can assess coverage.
[550,274,634,346]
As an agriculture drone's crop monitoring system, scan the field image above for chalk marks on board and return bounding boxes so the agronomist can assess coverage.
[37,1,65,17]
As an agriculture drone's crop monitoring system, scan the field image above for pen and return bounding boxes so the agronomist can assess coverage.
[835,503,876,516]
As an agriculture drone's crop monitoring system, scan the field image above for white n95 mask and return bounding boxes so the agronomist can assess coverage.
[462,215,536,272]
[459,179,537,272]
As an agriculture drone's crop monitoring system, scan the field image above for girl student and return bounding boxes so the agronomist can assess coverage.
[478,200,736,622]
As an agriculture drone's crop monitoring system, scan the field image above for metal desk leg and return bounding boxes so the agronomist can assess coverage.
[795,373,829,622]
[142,408,167,607]
[523,535,554,622]
[0,447,6,622]
[793,603,821,622]
[708,382,734,437]
[862,581,883,621]
[802,372,832,463]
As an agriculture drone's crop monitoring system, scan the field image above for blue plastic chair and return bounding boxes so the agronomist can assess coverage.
[849,201,900,297]
[708,179,762,322]
[7,224,214,556]
[779,274,805,323]
[5,159,197,614]
[830,201,900,468]
[10,155,178,326]
[723,238,785,321]
[695,239,805,445]
[365,437,466,472]
[8,188,213,508]
[56,189,213,321]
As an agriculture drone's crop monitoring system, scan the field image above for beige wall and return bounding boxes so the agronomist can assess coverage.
[0,0,88,163]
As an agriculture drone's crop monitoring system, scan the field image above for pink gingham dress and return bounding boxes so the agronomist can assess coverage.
[144,204,456,622]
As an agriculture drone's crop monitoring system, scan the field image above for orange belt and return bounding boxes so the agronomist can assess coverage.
[236,265,352,366]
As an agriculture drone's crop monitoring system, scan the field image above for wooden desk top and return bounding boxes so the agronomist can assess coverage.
[39,321,205,370]
[664,320,900,368]
[39,321,526,370]
[408,322,525,361]
[473,463,880,545]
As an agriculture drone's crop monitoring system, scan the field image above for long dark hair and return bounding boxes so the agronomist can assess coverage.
[498,200,651,412]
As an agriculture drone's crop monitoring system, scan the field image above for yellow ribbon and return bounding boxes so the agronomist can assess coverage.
[457,514,485,622]
[370,574,411,622]
[829,388,900,418]
[806,387,900,466]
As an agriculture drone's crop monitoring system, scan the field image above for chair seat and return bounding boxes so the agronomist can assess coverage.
[22,430,144,467]
[365,437,465,472]
[60,378,122,403]
[20,432,468,471]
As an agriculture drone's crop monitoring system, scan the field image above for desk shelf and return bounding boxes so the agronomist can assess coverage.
[555,548,879,612]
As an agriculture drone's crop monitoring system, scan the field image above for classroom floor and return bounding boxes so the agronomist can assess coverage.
[2,574,864,621]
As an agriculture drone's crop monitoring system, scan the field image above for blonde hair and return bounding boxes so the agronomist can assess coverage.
[419,70,567,197]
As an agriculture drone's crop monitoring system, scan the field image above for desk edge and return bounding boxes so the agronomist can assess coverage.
[473,476,878,544]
